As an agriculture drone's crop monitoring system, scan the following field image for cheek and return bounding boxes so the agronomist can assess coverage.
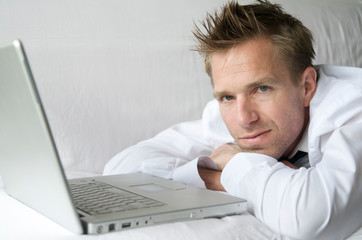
[261,92,305,132]
[276,97,306,133]
[219,107,238,133]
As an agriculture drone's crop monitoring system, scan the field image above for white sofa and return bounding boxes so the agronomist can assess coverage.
[1,0,362,239]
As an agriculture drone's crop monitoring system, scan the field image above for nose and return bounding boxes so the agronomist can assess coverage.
[236,97,258,127]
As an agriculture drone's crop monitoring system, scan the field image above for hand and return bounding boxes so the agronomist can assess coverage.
[198,167,225,191]
[210,143,242,170]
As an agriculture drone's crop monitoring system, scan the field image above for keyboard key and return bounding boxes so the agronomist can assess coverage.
[69,181,165,216]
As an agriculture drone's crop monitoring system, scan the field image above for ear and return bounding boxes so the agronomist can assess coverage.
[301,66,317,107]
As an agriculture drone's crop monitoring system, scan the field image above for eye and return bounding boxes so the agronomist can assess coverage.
[222,95,233,101]
[257,86,270,93]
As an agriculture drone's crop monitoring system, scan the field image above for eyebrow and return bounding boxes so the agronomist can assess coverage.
[213,90,230,99]
[245,77,282,89]
[213,77,283,99]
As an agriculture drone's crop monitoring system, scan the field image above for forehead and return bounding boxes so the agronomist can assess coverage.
[210,38,291,88]
[211,39,275,77]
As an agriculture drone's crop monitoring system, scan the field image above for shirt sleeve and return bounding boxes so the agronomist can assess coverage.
[103,100,233,183]
[172,158,205,188]
[103,119,214,178]
[221,123,362,240]
[172,156,220,188]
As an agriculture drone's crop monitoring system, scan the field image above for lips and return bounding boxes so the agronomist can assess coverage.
[241,130,271,139]
[238,130,272,147]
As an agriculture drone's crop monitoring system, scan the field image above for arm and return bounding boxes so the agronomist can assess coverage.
[103,100,234,186]
[103,119,214,179]
[220,123,362,239]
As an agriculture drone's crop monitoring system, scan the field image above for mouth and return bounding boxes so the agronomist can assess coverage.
[239,130,272,146]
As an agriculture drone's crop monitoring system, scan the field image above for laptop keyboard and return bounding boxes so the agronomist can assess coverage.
[69,181,165,216]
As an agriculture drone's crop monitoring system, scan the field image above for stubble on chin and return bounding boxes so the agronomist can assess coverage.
[234,140,285,160]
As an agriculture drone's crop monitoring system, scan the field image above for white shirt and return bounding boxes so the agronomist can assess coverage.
[104,65,362,240]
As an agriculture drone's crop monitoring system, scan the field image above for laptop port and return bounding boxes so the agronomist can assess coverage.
[122,222,131,228]
[108,223,115,232]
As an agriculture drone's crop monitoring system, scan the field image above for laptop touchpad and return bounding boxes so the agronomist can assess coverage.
[130,183,179,192]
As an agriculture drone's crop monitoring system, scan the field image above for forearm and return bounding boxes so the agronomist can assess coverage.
[221,124,362,239]
[104,100,233,185]
[222,156,327,238]
[103,119,215,178]
[104,141,187,178]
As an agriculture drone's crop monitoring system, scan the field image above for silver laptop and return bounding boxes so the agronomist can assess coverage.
[0,40,247,234]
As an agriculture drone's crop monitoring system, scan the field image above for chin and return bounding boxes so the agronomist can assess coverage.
[238,146,281,159]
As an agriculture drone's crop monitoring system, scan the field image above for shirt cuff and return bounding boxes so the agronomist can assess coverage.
[172,158,206,188]
[221,153,278,198]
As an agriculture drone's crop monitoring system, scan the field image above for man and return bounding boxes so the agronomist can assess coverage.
[104,1,362,239]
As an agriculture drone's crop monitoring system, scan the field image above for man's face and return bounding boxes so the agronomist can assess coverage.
[211,38,311,159]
